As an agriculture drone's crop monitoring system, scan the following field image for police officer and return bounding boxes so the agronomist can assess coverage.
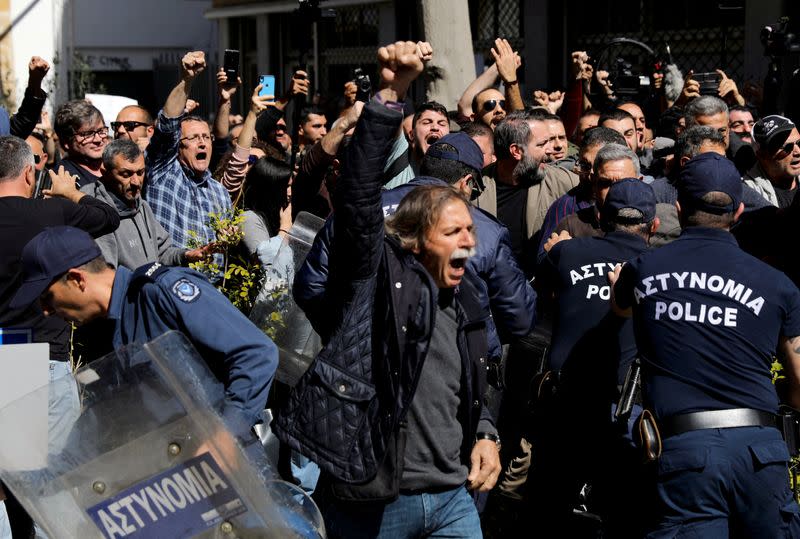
[10,226,278,436]
[610,152,800,537]
[531,179,659,537]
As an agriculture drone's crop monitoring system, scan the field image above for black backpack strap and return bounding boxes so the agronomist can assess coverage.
[381,150,411,185]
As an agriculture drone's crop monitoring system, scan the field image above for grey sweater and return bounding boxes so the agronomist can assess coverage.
[80,181,186,270]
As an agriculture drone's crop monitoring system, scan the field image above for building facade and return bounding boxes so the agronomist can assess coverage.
[206,0,798,114]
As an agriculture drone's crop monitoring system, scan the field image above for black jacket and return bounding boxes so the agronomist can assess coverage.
[273,101,492,495]
[294,176,537,364]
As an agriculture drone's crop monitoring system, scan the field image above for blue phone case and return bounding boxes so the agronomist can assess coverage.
[259,75,275,98]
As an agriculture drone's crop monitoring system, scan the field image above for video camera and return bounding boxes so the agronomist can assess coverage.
[761,17,800,57]
[297,0,336,22]
[609,57,651,99]
[588,37,658,105]
[353,67,372,102]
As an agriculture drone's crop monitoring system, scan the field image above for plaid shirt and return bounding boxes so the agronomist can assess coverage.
[144,111,231,254]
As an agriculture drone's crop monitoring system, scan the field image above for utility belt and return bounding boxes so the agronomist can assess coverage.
[615,358,800,462]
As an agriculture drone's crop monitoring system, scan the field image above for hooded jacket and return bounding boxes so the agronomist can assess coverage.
[80,180,186,269]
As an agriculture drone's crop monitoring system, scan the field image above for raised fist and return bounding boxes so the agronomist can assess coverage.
[181,51,206,80]
[28,56,50,88]
[416,41,433,62]
[184,99,200,115]
[571,51,592,81]
[377,41,425,93]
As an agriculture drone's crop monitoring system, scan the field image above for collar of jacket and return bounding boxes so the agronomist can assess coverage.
[383,235,488,329]
[106,187,140,218]
[382,234,488,427]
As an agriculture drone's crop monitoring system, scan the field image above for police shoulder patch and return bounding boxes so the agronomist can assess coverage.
[171,278,201,303]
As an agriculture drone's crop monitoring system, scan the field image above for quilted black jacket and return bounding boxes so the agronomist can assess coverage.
[273,101,492,490]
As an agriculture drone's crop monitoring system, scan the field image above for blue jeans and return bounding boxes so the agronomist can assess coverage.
[0,501,11,539]
[321,485,482,539]
[46,360,80,455]
[33,361,81,539]
[291,451,320,496]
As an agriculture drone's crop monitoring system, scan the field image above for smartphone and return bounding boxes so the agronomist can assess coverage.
[223,49,240,82]
[259,75,276,99]
[33,170,51,199]
[694,72,721,96]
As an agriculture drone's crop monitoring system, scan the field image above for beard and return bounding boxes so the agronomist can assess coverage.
[513,151,545,185]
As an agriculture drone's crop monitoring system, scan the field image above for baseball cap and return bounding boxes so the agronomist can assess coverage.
[10,226,101,310]
[678,152,742,215]
[600,178,656,224]
[426,133,484,174]
[752,115,795,153]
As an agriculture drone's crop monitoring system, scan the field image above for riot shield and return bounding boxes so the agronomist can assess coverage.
[250,211,325,387]
[0,331,325,539]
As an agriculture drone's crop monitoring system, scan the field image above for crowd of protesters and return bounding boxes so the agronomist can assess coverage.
[0,24,799,539]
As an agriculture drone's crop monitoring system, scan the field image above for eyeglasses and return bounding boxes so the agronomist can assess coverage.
[481,99,506,113]
[778,140,800,155]
[111,121,150,133]
[179,133,214,144]
[74,127,108,142]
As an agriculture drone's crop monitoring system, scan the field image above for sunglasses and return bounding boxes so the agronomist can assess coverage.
[111,121,150,133]
[481,99,506,113]
[247,155,260,165]
[34,154,42,165]
[778,140,800,155]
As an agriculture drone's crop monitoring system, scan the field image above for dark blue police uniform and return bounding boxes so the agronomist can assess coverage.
[530,179,655,537]
[543,230,645,382]
[613,153,800,537]
[107,262,278,434]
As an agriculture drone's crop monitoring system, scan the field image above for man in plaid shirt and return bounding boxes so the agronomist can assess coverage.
[145,51,230,260]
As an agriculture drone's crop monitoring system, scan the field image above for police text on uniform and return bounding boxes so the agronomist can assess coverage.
[633,271,765,327]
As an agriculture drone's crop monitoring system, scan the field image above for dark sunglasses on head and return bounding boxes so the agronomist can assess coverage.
[481,99,506,113]
[111,121,150,132]
[247,155,260,165]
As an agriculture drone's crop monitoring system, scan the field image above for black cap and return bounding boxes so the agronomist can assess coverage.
[10,226,101,310]
[678,152,742,215]
[753,115,795,153]
[600,178,657,224]
[427,132,484,173]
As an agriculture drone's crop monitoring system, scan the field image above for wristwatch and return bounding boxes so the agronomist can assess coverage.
[475,432,501,450]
